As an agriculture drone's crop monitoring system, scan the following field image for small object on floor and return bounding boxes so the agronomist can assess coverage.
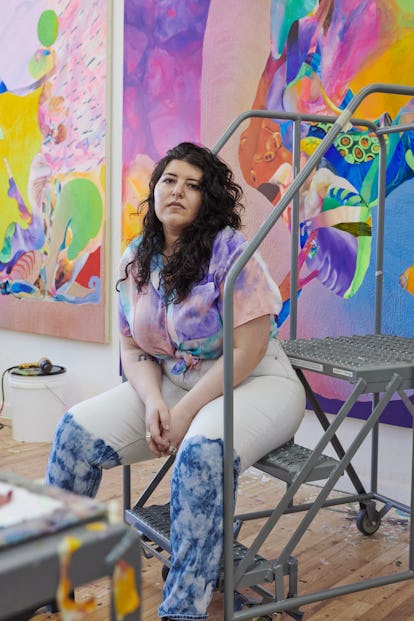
[0,489,13,507]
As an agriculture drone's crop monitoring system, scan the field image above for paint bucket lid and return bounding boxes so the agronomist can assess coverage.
[10,365,66,377]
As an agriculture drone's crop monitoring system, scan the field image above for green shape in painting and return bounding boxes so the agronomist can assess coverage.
[59,178,103,261]
[28,48,54,79]
[405,148,414,172]
[37,10,59,47]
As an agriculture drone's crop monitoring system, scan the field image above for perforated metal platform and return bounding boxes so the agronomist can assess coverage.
[255,441,339,484]
[126,503,171,553]
[282,334,414,391]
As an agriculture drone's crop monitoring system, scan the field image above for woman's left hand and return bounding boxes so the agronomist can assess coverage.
[162,403,193,455]
[161,316,271,456]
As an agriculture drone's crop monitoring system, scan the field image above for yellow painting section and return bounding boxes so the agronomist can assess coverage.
[350,31,414,121]
[122,155,154,252]
[0,89,43,247]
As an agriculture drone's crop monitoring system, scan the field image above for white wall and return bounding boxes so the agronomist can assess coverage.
[0,1,412,508]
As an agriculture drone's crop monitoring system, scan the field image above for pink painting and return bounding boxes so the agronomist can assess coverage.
[123,0,414,425]
[0,0,107,342]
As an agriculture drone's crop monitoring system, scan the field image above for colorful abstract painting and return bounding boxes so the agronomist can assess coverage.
[122,0,210,250]
[122,0,414,425]
[0,0,107,342]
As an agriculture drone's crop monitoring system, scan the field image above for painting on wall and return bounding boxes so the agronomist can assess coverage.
[122,0,414,425]
[122,0,211,251]
[0,0,108,342]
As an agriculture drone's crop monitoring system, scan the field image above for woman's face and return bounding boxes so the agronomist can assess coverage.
[154,159,203,245]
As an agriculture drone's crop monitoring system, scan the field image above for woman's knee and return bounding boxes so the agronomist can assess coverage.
[50,412,121,470]
[173,435,240,501]
[46,412,121,496]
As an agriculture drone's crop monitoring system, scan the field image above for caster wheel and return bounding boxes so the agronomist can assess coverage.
[356,508,381,535]
[161,564,170,582]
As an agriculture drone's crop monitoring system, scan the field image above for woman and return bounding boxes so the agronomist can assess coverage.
[46,142,305,620]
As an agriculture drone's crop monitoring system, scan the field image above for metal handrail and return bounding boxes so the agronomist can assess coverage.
[216,110,382,338]
[218,83,414,621]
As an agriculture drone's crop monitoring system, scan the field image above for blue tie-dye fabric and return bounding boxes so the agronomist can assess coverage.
[46,418,241,618]
[45,412,121,497]
[159,436,240,620]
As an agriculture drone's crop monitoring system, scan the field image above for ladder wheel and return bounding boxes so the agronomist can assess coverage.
[356,508,381,535]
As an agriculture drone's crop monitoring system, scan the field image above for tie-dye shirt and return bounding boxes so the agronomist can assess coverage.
[118,226,282,375]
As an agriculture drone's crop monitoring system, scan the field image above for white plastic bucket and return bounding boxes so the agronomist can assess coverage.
[7,371,67,442]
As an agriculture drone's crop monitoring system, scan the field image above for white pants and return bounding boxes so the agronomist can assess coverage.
[71,338,305,472]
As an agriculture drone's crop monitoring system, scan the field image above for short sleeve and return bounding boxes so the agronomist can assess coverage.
[212,228,282,328]
[118,295,131,337]
[117,237,141,337]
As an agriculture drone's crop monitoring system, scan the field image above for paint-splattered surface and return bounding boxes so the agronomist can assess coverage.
[0,472,107,549]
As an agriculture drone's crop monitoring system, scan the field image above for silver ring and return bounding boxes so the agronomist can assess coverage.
[168,445,177,456]
[145,432,151,440]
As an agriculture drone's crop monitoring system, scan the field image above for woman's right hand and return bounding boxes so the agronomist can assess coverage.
[120,335,171,457]
[145,396,171,457]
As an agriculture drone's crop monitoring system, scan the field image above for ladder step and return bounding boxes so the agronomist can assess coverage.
[124,444,341,547]
[125,503,296,589]
[254,441,340,484]
[125,503,171,552]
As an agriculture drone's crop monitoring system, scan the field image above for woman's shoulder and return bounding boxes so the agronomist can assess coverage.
[125,234,143,250]
[118,236,142,277]
[212,226,247,252]
[120,235,142,261]
[209,227,248,273]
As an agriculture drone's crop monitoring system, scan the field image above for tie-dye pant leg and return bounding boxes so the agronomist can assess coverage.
[45,411,122,497]
[157,339,305,619]
[158,436,240,621]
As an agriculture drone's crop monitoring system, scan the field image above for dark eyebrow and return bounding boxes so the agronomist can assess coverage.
[163,172,201,183]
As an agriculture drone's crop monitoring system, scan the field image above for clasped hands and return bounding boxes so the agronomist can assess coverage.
[146,430,177,456]
[145,399,192,459]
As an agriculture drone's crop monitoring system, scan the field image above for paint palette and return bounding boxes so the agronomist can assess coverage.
[0,471,108,550]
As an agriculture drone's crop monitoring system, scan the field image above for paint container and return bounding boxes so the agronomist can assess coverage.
[7,366,67,442]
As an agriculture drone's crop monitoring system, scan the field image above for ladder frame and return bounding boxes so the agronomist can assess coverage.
[217,83,414,620]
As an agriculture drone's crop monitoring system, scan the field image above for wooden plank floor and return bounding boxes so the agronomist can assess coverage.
[1,418,413,621]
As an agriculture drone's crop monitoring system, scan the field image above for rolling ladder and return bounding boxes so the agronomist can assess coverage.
[124,330,414,620]
[217,84,414,619]
[124,84,414,620]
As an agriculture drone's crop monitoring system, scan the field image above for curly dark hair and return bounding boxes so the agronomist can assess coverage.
[118,142,244,303]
